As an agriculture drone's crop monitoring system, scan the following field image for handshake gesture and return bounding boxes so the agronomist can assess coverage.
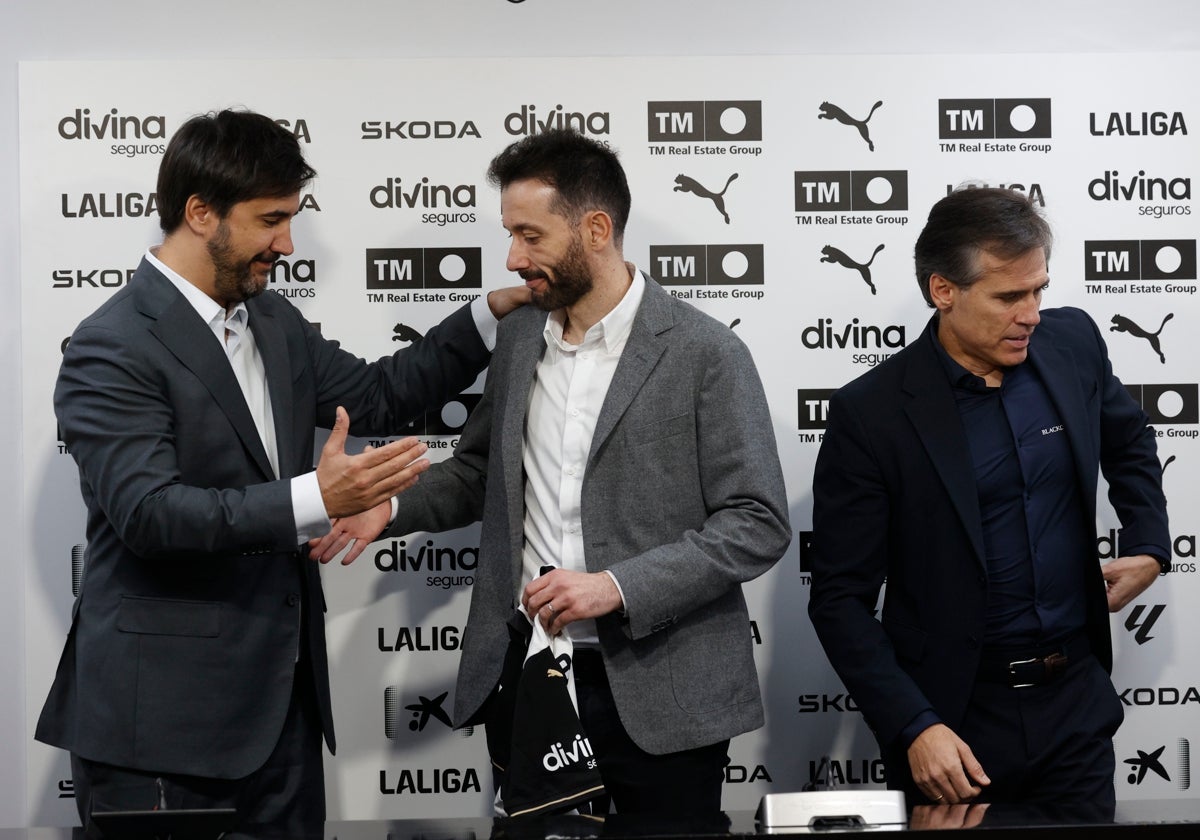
[311,406,422,564]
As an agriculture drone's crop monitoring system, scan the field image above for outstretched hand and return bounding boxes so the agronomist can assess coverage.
[309,500,392,565]
[315,406,429,519]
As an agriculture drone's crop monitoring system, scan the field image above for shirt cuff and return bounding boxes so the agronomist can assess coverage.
[293,471,332,544]
[604,570,628,615]
[470,295,499,352]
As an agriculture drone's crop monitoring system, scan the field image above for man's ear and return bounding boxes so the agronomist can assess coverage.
[582,209,613,251]
[928,273,957,312]
[183,195,215,236]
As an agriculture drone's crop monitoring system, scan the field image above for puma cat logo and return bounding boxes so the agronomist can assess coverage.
[674,172,739,224]
[1111,313,1173,363]
[820,244,885,295]
[817,100,883,151]
[392,323,425,343]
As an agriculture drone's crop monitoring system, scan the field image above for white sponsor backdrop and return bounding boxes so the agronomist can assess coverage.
[18,54,1199,823]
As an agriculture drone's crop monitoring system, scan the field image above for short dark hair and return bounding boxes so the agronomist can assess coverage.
[913,186,1052,307]
[156,109,316,233]
[486,129,631,244]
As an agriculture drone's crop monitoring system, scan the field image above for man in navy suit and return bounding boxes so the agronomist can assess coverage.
[809,187,1169,807]
[37,109,526,836]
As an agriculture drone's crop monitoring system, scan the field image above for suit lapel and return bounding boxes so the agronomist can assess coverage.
[901,322,987,567]
[248,302,296,479]
[136,263,276,482]
[501,312,548,590]
[588,276,670,462]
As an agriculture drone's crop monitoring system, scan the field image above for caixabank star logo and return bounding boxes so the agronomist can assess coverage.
[383,687,474,738]
[1123,739,1190,791]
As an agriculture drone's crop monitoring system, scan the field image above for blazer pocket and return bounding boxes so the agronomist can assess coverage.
[629,413,692,447]
[882,616,927,665]
[117,596,220,638]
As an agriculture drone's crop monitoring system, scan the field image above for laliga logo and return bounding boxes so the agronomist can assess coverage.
[542,734,596,772]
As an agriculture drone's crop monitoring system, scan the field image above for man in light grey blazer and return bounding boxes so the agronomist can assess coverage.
[311,129,791,816]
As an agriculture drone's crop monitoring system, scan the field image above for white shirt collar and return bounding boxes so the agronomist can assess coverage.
[542,265,646,354]
[146,247,249,331]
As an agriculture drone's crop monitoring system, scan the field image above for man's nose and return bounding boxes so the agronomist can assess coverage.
[506,239,529,273]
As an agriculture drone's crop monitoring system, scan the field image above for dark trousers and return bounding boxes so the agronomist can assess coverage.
[71,660,325,839]
[884,653,1123,807]
[571,649,730,816]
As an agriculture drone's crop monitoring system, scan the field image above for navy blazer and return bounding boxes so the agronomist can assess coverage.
[808,307,1168,749]
[37,258,490,778]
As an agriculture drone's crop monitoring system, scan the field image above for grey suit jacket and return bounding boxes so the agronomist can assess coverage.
[389,275,791,754]
[37,257,490,778]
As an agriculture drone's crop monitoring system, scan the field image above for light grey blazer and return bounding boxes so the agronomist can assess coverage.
[389,275,791,754]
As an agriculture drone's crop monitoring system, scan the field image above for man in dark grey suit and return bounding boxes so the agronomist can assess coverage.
[37,109,526,836]
[311,130,791,816]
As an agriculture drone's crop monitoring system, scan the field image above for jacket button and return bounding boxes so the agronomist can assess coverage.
[286,593,300,606]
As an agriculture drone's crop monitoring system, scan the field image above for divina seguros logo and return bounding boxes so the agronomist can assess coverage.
[367,177,477,226]
[1087,170,1191,219]
[505,103,610,136]
[57,107,166,158]
[373,537,478,590]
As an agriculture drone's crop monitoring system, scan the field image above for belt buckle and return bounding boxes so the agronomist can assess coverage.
[1007,656,1039,689]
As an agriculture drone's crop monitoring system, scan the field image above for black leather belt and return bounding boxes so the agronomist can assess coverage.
[975,634,1090,688]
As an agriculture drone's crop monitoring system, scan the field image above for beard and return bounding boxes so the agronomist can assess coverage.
[207,220,274,306]
[522,234,593,312]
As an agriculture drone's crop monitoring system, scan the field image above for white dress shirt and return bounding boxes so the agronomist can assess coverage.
[521,268,645,646]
